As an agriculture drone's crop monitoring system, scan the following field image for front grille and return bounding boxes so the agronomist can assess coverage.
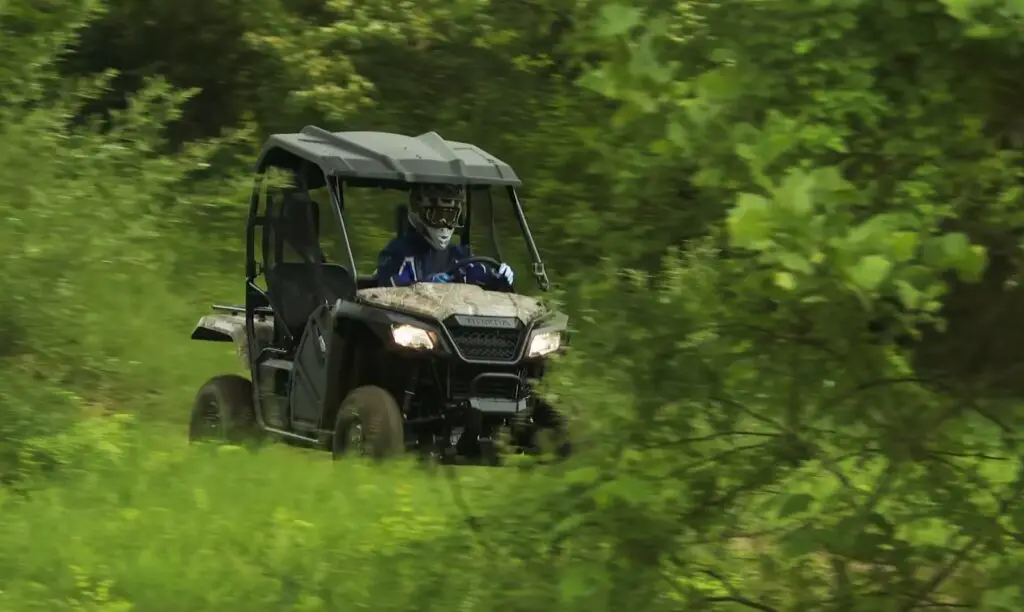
[447,326,523,361]
[449,365,524,400]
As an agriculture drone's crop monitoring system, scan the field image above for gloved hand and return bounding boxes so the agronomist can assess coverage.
[494,263,514,286]
[428,272,451,283]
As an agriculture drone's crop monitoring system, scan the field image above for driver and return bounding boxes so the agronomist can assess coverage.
[373,183,515,289]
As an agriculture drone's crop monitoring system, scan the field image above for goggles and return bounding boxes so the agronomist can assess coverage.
[421,200,463,229]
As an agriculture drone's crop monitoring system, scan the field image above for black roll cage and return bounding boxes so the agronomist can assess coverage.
[242,158,552,366]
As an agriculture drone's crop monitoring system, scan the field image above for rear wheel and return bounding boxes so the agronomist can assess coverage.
[332,385,405,460]
[188,375,262,444]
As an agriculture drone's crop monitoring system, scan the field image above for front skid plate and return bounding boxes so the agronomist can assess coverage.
[469,397,528,414]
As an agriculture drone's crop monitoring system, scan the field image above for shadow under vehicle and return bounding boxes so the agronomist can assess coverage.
[187,126,570,464]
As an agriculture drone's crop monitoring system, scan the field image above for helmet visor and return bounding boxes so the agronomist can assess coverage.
[422,201,463,229]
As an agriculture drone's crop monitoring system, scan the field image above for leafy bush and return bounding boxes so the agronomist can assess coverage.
[0,0,242,479]
[531,250,1024,610]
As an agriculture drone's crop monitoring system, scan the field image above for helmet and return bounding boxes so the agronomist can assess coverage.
[408,183,465,250]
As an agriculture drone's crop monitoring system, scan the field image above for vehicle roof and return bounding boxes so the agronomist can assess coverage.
[256,126,522,188]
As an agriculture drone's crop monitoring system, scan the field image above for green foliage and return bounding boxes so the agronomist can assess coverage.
[1,0,245,468]
[530,247,1024,609]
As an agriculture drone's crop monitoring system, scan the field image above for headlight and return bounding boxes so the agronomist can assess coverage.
[391,324,436,350]
[528,331,562,357]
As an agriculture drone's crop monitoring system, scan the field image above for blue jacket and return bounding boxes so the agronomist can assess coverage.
[373,232,510,289]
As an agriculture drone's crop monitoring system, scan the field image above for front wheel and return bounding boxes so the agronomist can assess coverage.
[332,386,405,460]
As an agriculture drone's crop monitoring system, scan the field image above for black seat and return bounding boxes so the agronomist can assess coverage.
[265,189,356,338]
[267,262,356,340]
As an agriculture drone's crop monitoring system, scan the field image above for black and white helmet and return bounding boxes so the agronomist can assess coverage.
[408,183,465,250]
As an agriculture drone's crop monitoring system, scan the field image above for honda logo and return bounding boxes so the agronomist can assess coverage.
[452,315,518,329]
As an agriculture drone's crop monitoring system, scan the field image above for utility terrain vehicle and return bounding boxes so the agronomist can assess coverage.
[188,126,570,463]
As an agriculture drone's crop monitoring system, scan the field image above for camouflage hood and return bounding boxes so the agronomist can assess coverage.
[356,284,547,323]
[191,312,274,367]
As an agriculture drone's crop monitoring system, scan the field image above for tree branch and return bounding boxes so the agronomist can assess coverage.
[901,470,1024,610]
[701,569,780,612]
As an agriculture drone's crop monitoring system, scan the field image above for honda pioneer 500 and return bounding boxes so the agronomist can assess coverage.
[187,126,570,463]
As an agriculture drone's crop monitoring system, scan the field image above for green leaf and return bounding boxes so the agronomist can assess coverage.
[890,231,918,262]
[847,255,893,291]
[735,143,756,162]
[727,193,773,249]
[731,122,761,147]
[774,271,796,291]
[695,68,741,101]
[666,121,686,147]
[957,244,988,282]
[811,166,851,195]
[775,168,815,215]
[628,35,669,85]
[597,4,643,37]
[553,513,587,536]
[939,0,974,21]
[938,232,987,281]
[940,231,971,262]
[709,48,736,64]
[778,252,812,274]
[777,493,814,518]
[692,166,723,188]
[847,217,890,247]
[564,466,601,485]
[793,39,815,55]
[920,236,947,268]
[895,280,921,309]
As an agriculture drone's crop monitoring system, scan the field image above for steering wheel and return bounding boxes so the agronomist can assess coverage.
[445,255,510,291]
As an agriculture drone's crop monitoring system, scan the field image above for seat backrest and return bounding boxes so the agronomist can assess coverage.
[267,262,356,340]
[277,189,326,264]
[395,204,411,238]
[282,189,320,234]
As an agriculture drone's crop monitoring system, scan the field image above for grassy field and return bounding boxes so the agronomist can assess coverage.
[0,419,528,612]
[0,261,536,612]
